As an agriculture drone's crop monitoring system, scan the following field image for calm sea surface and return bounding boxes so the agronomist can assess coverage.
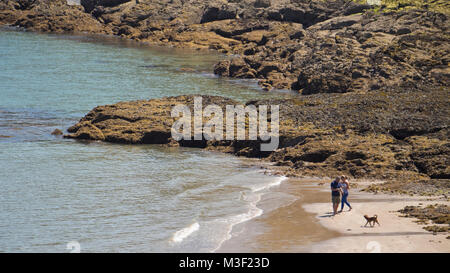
[0,28,296,252]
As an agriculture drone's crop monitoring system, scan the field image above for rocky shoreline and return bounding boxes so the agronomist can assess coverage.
[1,0,449,193]
[1,1,449,92]
[64,90,449,188]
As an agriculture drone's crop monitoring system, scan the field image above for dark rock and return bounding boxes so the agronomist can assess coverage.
[300,150,336,163]
[14,0,37,10]
[81,0,132,13]
[51,129,63,136]
[343,3,371,16]
[254,0,270,9]
[200,3,238,23]
[214,60,230,76]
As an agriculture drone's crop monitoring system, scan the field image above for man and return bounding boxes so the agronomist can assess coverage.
[330,177,342,216]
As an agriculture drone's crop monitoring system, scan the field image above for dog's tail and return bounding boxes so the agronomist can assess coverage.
[374,215,378,218]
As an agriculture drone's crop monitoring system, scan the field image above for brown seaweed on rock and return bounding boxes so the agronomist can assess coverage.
[65,86,449,183]
[1,0,448,192]
[0,1,448,93]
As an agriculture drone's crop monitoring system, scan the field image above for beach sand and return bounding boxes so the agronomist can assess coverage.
[216,178,450,253]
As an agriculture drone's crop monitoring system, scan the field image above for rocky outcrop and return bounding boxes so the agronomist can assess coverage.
[0,0,109,33]
[65,95,239,145]
[214,10,449,93]
[1,0,448,184]
[66,87,449,181]
[0,1,448,93]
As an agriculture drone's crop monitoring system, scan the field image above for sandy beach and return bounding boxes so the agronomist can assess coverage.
[217,178,449,253]
[0,1,448,254]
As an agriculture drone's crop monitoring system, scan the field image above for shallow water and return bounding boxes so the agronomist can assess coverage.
[0,29,296,252]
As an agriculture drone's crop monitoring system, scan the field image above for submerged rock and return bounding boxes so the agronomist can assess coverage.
[51,129,64,136]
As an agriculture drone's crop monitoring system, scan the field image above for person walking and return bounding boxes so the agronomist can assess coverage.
[330,177,342,216]
[339,175,352,212]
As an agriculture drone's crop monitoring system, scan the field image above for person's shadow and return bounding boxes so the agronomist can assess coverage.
[319,212,336,218]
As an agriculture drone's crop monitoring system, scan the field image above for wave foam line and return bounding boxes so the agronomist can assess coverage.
[212,176,288,252]
[251,175,287,192]
[171,222,200,243]
[211,193,263,252]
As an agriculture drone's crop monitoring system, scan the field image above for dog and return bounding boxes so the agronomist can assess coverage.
[364,215,380,227]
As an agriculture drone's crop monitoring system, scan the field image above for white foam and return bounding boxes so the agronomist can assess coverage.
[171,222,200,243]
[211,193,264,252]
[210,176,289,252]
[251,175,287,192]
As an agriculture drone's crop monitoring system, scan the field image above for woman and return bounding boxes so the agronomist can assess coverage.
[339,175,352,212]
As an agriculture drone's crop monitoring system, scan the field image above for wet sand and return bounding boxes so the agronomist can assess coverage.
[216,178,450,253]
[216,178,340,252]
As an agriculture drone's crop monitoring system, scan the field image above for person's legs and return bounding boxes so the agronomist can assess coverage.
[345,195,352,210]
[332,197,335,215]
[332,196,340,215]
[341,193,352,210]
[341,193,347,211]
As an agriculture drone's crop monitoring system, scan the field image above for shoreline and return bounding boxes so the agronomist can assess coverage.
[216,177,338,252]
[217,178,450,253]
[4,16,449,187]
[1,1,448,92]
[0,11,448,252]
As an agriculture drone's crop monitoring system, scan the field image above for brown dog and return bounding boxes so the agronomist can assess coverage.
[364,215,380,227]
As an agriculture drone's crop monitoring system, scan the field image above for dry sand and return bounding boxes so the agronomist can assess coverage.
[303,191,450,252]
[216,178,450,253]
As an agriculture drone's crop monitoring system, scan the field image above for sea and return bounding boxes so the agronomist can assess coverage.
[0,28,297,252]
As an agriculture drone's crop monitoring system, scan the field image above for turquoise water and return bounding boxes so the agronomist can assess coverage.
[0,29,294,252]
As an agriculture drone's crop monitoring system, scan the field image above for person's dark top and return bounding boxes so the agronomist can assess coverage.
[330,180,341,196]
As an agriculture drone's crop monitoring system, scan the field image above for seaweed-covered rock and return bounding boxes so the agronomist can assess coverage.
[66,86,449,181]
[1,0,448,182]
[1,1,448,93]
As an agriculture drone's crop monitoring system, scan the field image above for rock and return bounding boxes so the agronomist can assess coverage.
[429,67,450,86]
[314,14,362,30]
[65,121,105,141]
[214,60,231,76]
[14,0,38,10]
[228,57,254,78]
[51,129,63,136]
[1,0,449,183]
[1,1,448,94]
[200,2,238,23]
[408,136,450,179]
[343,2,371,15]
[81,0,132,13]
[254,0,270,9]
[66,86,449,181]
[65,95,239,144]
[1,0,110,33]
